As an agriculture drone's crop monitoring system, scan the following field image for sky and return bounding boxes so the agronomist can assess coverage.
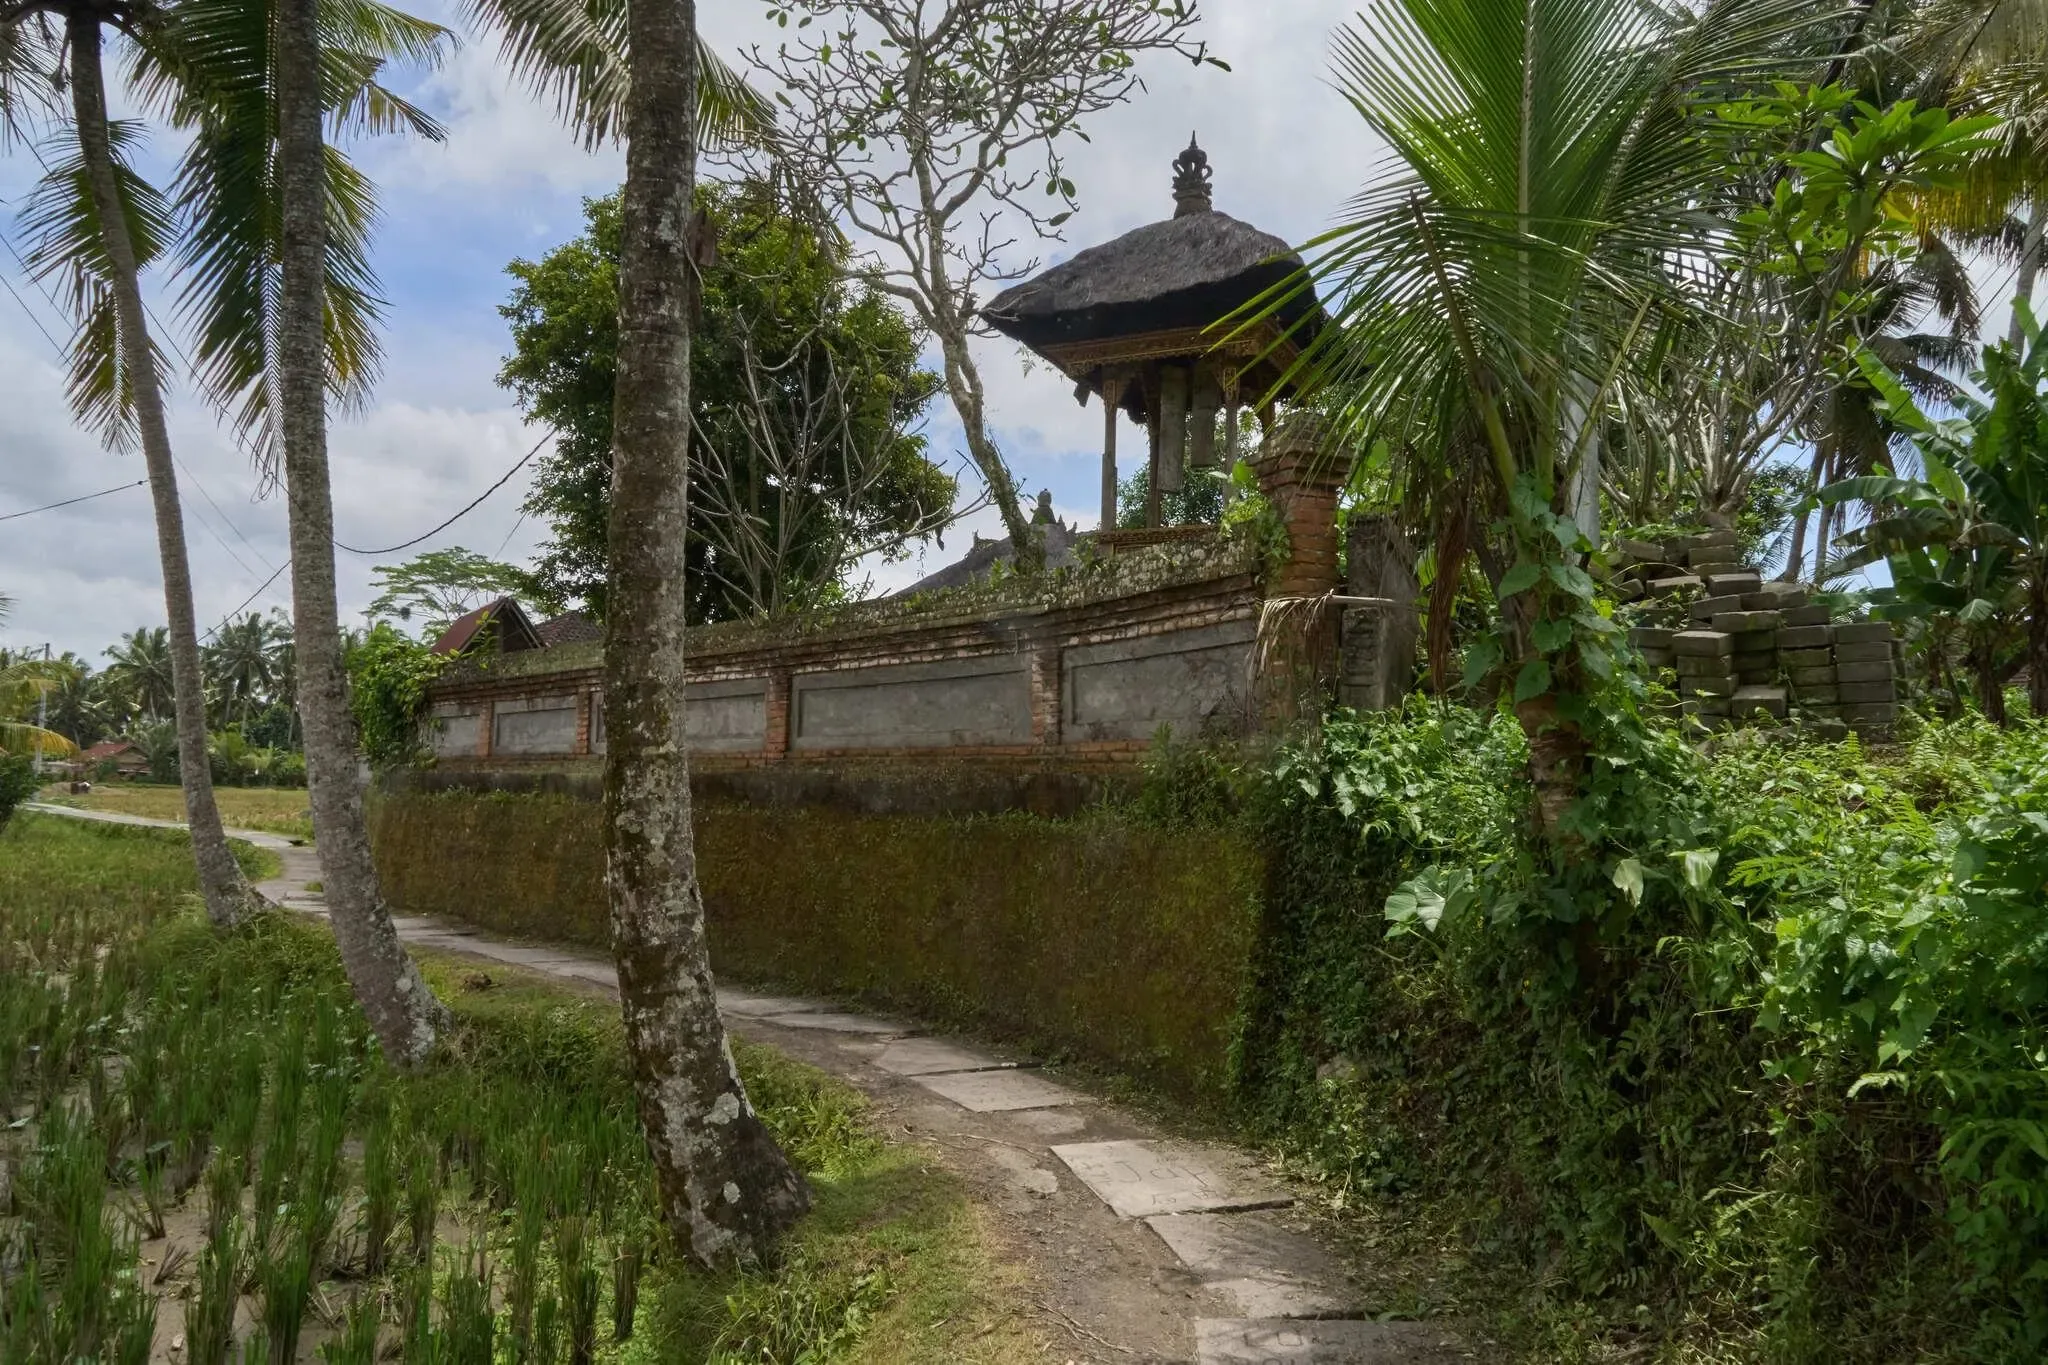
[0,0,1389,662]
[0,2,2021,660]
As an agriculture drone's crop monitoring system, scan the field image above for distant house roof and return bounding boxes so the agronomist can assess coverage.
[80,740,141,763]
[535,610,602,648]
[892,492,1089,598]
[429,597,546,656]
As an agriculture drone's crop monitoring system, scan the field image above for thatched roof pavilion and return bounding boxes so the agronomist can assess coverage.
[982,137,1323,528]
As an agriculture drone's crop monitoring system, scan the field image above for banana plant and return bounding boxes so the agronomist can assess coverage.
[1821,303,2048,722]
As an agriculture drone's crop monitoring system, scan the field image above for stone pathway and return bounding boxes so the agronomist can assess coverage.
[27,803,1472,1364]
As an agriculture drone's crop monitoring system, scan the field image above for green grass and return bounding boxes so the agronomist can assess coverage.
[0,812,1041,1363]
[38,780,316,841]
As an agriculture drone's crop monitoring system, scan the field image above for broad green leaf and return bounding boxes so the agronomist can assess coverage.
[1678,847,1720,889]
[1514,658,1552,703]
[1498,562,1542,598]
[1611,857,1644,906]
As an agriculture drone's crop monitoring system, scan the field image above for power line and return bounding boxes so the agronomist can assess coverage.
[202,560,291,643]
[0,479,148,522]
[335,430,551,557]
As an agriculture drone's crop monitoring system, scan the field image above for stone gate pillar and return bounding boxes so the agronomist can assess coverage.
[1252,415,1348,726]
[1339,514,1419,711]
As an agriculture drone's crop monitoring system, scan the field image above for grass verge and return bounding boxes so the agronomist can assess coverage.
[37,780,316,842]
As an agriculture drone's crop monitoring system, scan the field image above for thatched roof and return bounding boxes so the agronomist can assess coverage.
[981,209,1321,351]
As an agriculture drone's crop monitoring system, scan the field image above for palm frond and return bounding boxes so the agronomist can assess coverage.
[462,0,772,150]
[17,122,177,450]
[127,0,451,464]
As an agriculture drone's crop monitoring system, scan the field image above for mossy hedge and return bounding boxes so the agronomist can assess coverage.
[367,788,1264,1098]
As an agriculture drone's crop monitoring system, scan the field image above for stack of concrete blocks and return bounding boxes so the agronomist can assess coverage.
[1673,628,1738,727]
[1832,621,1902,734]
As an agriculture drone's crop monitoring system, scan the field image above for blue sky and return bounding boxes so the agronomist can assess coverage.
[0,0,1384,661]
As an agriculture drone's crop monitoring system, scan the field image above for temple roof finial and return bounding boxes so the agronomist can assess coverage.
[1172,134,1212,217]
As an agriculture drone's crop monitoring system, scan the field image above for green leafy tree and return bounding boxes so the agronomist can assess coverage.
[366,547,552,637]
[500,180,950,619]
[204,610,290,732]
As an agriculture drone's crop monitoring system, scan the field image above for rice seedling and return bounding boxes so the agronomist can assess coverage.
[184,1209,245,1365]
[612,1230,645,1342]
[257,1204,321,1365]
[405,1132,440,1266]
[357,1091,399,1277]
[317,1292,383,1364]
[505,1140,549,1360]
[440,1226,495,1365]
[549,1144,602,1365]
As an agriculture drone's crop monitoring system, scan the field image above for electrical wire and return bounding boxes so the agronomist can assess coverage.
[0,479,148,522]
[202,560,291,643]
[333,430,551,557]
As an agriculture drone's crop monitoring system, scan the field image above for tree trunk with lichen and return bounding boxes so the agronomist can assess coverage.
[276,0,448,1066]
[67,14,257,931]
[605,0,808,1268]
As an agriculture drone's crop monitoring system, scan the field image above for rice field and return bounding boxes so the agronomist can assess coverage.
[0,813,1037,1362]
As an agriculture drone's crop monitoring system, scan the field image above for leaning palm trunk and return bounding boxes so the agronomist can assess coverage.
[605,0,807,1266]
[275,0,446,1066]
[66,15,255,930]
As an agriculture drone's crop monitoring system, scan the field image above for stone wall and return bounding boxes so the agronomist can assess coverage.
[421,536,1271,775]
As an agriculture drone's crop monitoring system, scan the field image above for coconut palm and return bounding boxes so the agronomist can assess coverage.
[103,626,177,722]
[271,0,451,1067]
[0,7,258,925]
[1252,0,1866,834]
[0,593,75,758]
[206,610,287,731]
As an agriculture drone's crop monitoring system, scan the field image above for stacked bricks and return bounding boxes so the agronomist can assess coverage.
[1711,601,1789,722]
[1603,528,1746,602]
[1674,629,1737,727]
[1833,621,1901,733]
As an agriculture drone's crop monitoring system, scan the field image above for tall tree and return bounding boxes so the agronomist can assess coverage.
[366,546,551,637]
[275,0,448,1066]
[2,7,258,927]
[500,182,951,620]
[746,0,1220,565]
[605,0,807,1264]
[104,626,177,721]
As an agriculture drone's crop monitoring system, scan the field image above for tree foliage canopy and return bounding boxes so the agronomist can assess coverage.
[499,178,951,620]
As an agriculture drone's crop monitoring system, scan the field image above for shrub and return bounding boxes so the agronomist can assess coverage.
[0,751,36,830]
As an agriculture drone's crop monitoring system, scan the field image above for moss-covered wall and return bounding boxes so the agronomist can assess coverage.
[367,789,1263,1098]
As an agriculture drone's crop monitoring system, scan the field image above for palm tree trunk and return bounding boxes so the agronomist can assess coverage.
[66,14,254,930]
[276,0,446,1066]
[2009,201,2043,351]
[607,0,807,1267]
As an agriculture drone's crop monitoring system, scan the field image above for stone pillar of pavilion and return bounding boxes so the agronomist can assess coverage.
[1252,414,1349,727]
[981,137,1326,532]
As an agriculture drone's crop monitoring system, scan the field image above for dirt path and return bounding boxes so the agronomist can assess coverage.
[32,804,1478,1365]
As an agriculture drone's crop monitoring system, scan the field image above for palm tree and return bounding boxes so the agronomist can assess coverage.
[1,7,258,926]
[593,0,808,1267]
[104,626,177,721]
[273,0,450,1067]
[457,0,805,1256]
[206,610,285,732]
[0,593,75,759]
[1257,0,1853,834]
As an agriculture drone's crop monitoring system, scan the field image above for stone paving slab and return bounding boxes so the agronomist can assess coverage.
[1147,1213,1351,1318]
[1051,1140,1290,1219]
[716,990,830,1017]
[1195,1318,1455,1363]
[912,1069,1080,1112]
[869,1037,1027,1076]
[760,1011,910,1035]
